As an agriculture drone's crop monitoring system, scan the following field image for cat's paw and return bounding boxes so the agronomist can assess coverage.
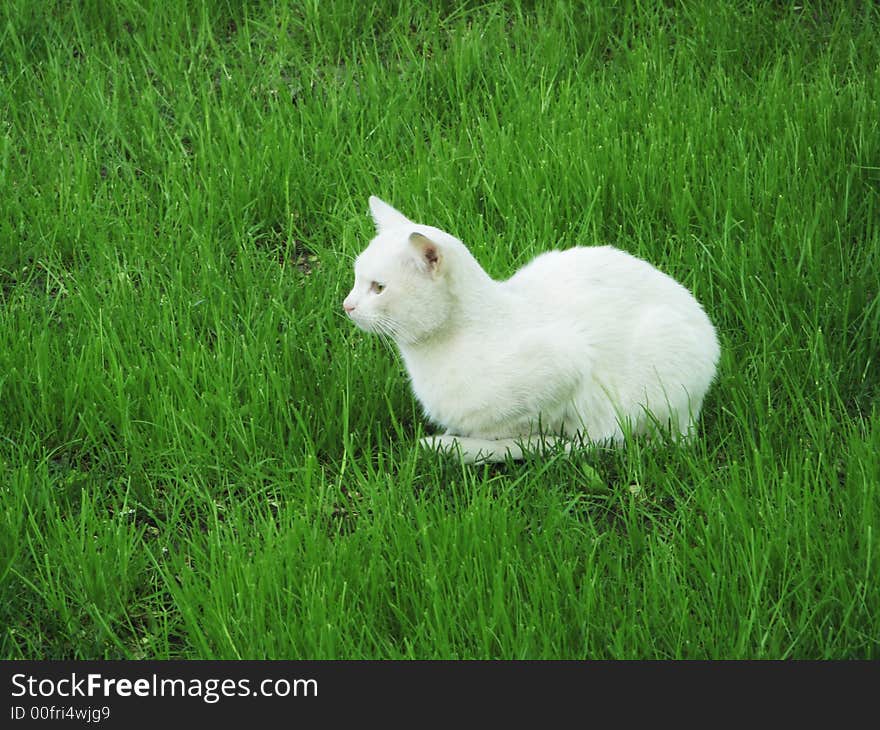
[418,434,461,454]
[418,435,518,464]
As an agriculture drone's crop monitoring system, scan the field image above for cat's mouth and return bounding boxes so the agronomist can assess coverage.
[348,311,377,333]
[349,311,401,340]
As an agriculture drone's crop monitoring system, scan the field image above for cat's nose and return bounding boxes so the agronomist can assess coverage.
[343,301,355,314]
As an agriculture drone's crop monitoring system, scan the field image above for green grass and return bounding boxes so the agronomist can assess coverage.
[1,0,878,659]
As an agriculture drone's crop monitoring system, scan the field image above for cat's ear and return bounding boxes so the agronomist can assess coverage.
[369,196,410,233]
[409,232,442,275]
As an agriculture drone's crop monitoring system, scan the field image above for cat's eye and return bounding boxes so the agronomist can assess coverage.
[370,281,385,294]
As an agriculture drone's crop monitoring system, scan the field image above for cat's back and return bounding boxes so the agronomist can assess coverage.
[507,244,645,281]
[503,245,687,313]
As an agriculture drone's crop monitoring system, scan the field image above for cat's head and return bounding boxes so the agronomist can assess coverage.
[343,197,457,345]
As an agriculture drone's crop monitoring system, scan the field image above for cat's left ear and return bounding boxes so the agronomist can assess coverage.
[369,196,410,233]
[409,232,442,275]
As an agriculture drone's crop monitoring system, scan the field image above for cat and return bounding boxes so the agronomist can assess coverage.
[343,196,720,463]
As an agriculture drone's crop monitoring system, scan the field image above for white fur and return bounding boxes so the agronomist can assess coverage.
[344,197,720,463]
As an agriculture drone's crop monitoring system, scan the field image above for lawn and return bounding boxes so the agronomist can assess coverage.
[1,0,878,659]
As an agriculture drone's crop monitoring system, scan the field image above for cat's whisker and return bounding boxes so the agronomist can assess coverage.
[377,332,396,352]
[382,319,402,338]
[368,316,400,351]
[374,328,399,350]
[373,314,403,340]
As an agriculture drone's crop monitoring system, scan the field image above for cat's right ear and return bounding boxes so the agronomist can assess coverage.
[369,196,410,233]
[409,232,442,276]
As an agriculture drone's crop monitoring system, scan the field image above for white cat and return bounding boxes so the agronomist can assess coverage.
[343,196,720,463]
